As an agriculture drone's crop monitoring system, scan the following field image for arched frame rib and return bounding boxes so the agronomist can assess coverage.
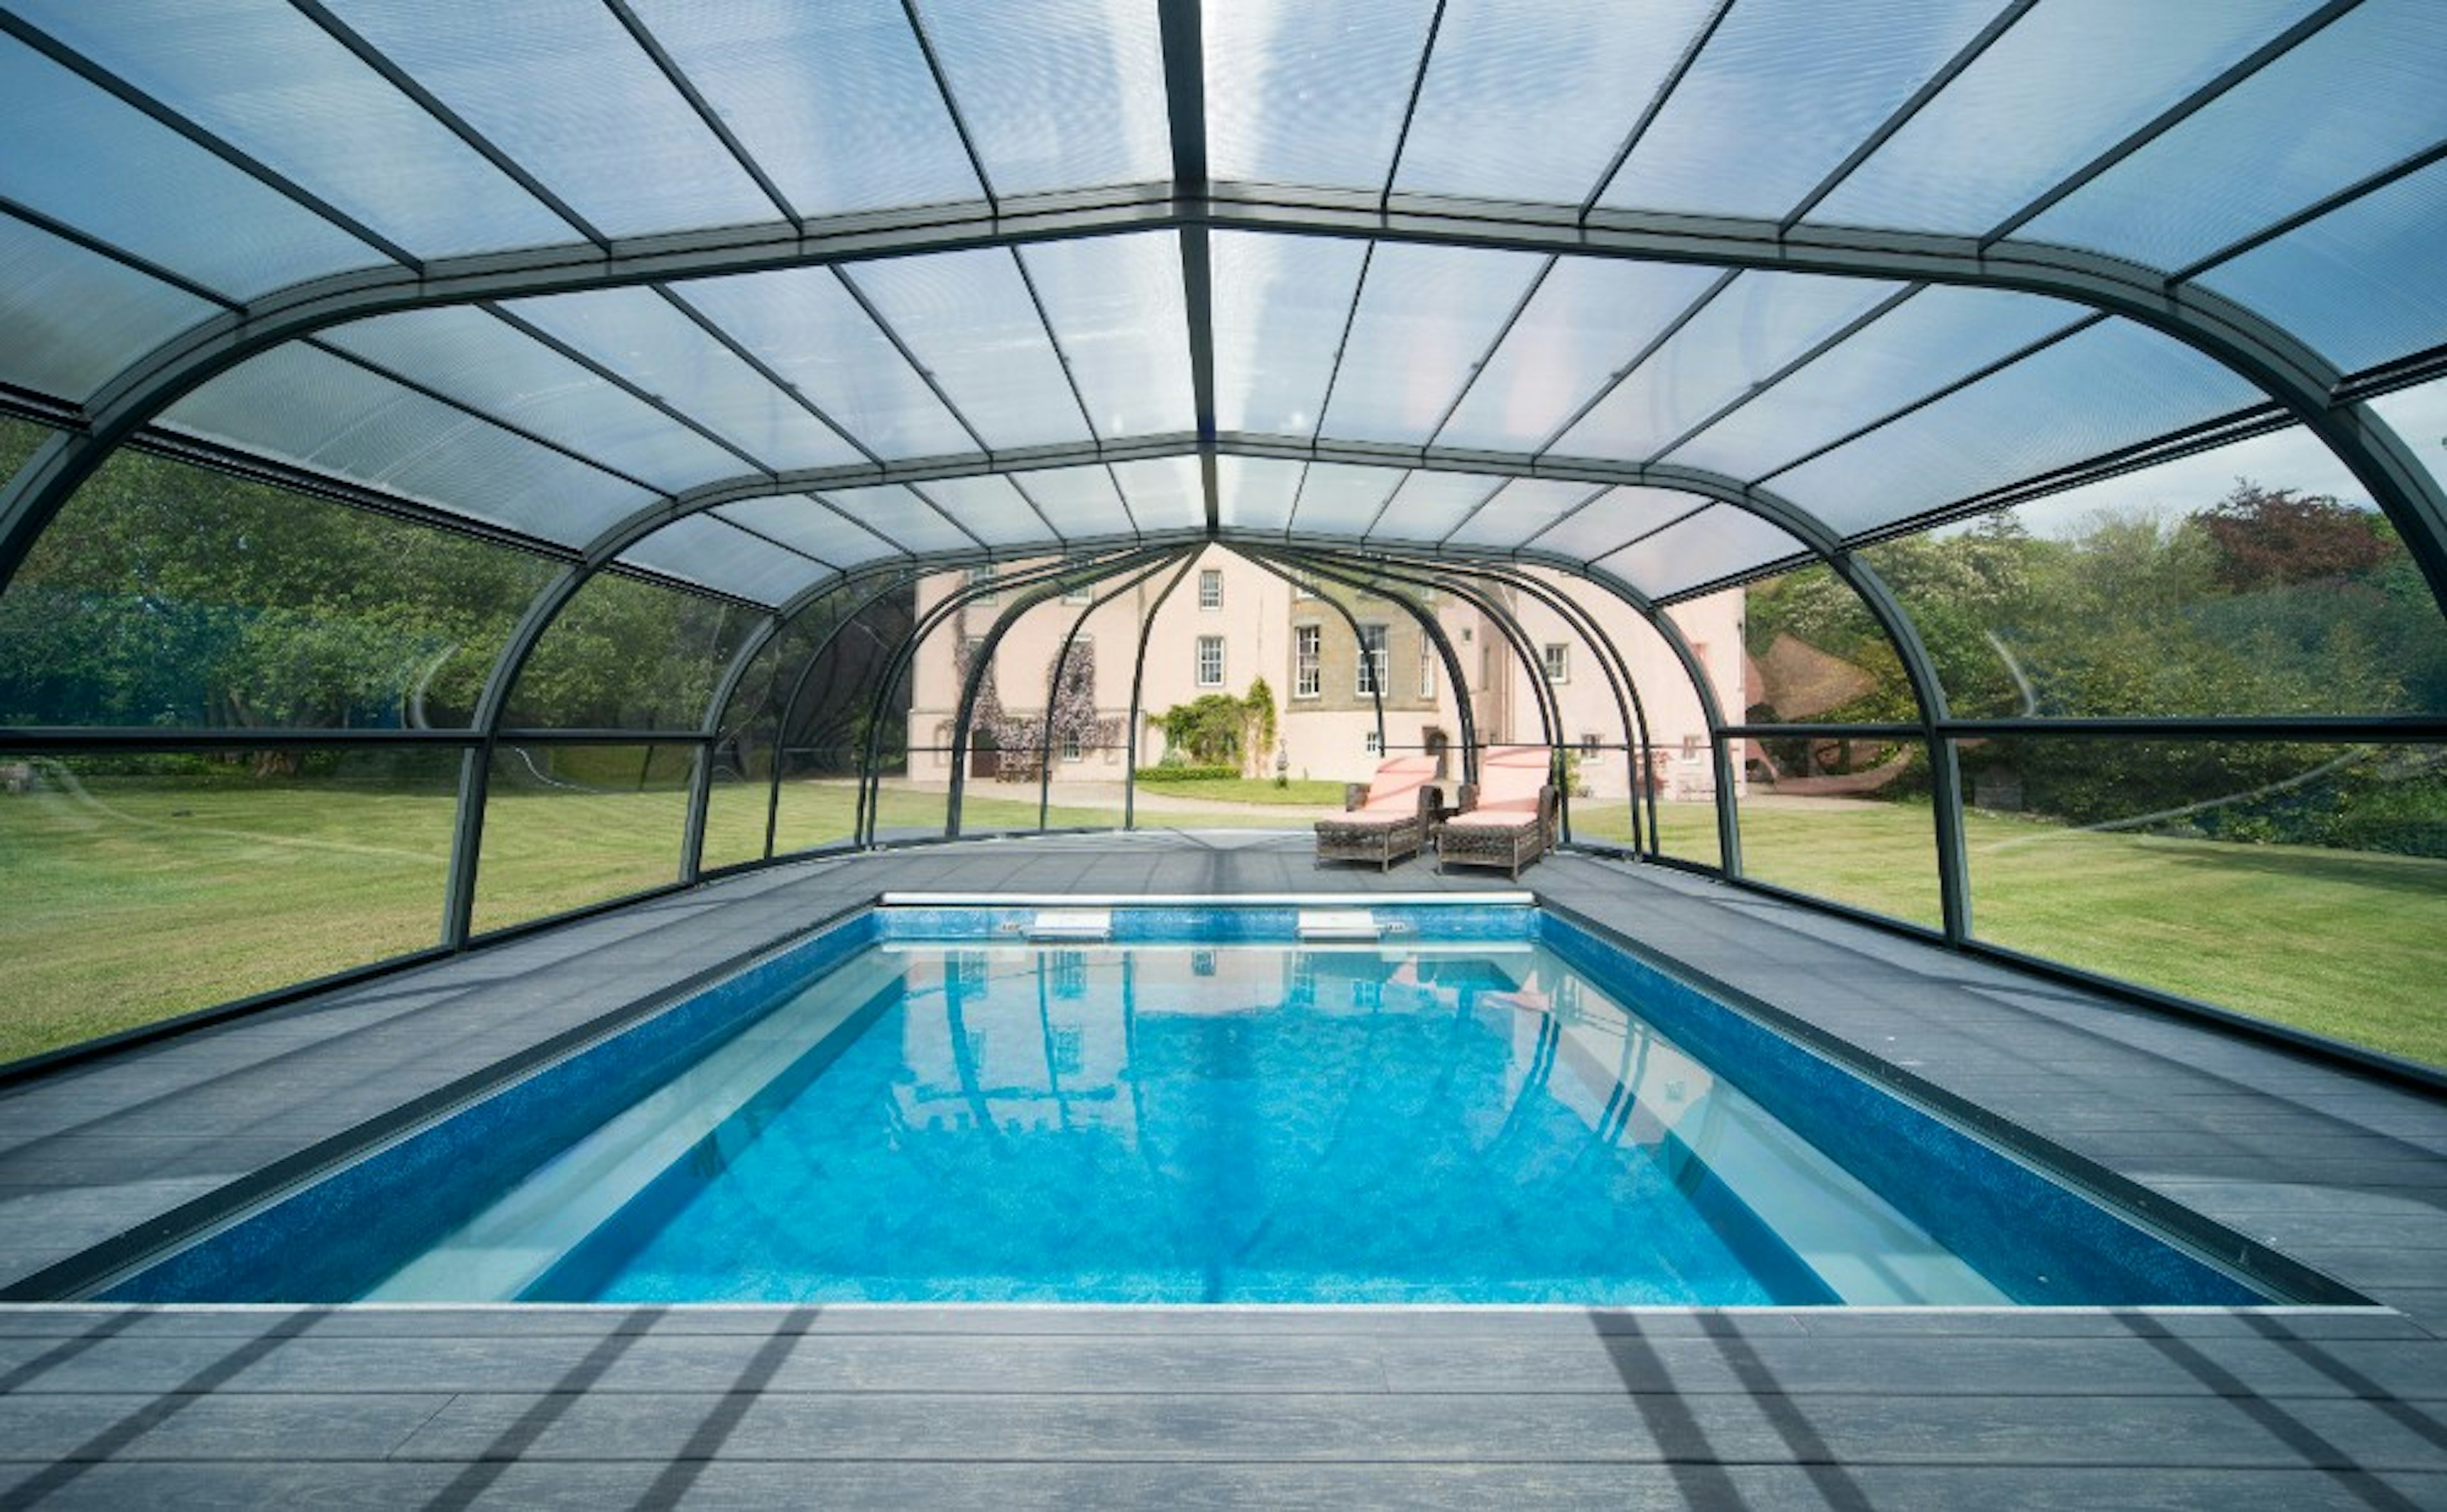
[8,191,2443,612]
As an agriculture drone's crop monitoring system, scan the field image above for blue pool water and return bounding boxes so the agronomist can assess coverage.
[106,903,2270,1308]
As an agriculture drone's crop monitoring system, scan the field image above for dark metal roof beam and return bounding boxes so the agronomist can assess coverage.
[1645,282,1926,463]
[1378,1,1448,210]
[1579,0,1740,219]
[897,0,998,212]
[1982,0,2365,248]
[286,0,610,249]
[0,198,238,310]
[0,12,423,272]
[600,0,802,227]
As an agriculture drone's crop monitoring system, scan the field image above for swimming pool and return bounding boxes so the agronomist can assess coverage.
[104,897,2274,1307]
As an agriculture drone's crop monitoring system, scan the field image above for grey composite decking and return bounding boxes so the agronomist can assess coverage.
[1,830,2443,1507]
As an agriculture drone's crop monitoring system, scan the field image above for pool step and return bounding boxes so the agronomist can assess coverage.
[1297,908,1381,942]
[1029,908,1113,941]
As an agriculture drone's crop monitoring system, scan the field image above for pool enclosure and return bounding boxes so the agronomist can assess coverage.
[1,1,2442,1075]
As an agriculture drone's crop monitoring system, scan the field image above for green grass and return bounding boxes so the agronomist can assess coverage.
[3,776,2441,1068]
[1130,775,1348,806]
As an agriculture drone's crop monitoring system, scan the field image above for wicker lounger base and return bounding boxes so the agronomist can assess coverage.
[1436,819,1545,880]
[1314,816,1425,872]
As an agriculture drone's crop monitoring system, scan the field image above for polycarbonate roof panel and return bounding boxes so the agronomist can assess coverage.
[1109,456,1206,534]
[161,343,654,545]
[1392,0,1721,207]
[1555,273,1906,461]
[1317,241,1547,445]
[502,286,860,470]
[1288,463,1408,538]
[670,268,971,461]
[1596,0,2006,220]
[842,249,1094,452]
[909,475,1063,549]
[320,306,746,493]
[2196,156,2447,374]
[1662,286,2093,480]
[1020,233,1194,440]
[1204,0,1433,192]
[2019,1,2447,273]
[1009,464,1137,540]
[1214,455,1304,534]
[330,0,781,238]
[1211,231,1368,436]
[1769,318,2267,536]
[1364,470,1509,545]
[1600,505,1808,598]
[715,495,901,569]
[0,34,383,299]
[1434,257,1726,454]
[0,216,218,403]
[13,0,578,259]
[620,513,832,608]
[633,0,980,219]
[2368,378,2447,502]
[917,0,1169,196]
[809,483,977,557]
[1524,486,1707,563]
[1443,478,1606,550]
[1808,0,2321,238]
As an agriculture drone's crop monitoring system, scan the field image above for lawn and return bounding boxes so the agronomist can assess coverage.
[2,773,2440,1068]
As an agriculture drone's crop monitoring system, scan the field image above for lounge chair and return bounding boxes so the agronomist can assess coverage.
[1314,754,1445,872]
[1436,745,1560,880]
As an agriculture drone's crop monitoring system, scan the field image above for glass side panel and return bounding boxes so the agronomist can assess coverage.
[1320,243,1547,447]
[1215,455,1304,535]
[775,589,917,854]
[1211,231,1371,438]
[917,0,1169,196]
[911,476,1063,551]
[336,0,779,238]
[501,287,860,472]
[1766,319,2265,537]
[321,306,747,493]
[1010,464,1137,542]
[0,747,459,1064]
[2021,1,2447,273]
[2195,155,2447,375]
[698,763,771,874]
[1598,0,2007,220]
[842,249,1095,452]
[2366,377,2447,501]
[14,0,578,259]
[714,497,902,572]
[0,32,382,299]
[1959,737,2447,1069]
[1019,234,1194,440]
[1735,564,1917,726]
[807,483,978,558]
[1435,257,1726,454]
[1661,288,2090,482]
[159,343,657,547]
[949,598,1128,837]
[1527,486,1705,565]
[1554,273,1906,463]
[1205,0,1433,192]
[1108,456,1206,535]
[1393,0,1721,207]
[618,515,830,610]
[635,0,979,219]
[1364,471,1508,545]
[1289,463,1407,538]
[0,216,220,404]
[1808,0,2320,237]
[1600,505,1808,600]
[0,449,557,729]
[472,742,694,935]
[1444,479,1605,551]
[1736,740,1943,930]
[503,573,754,731]
[1654,741,1726,871]
[672,268,973,462]
[1860,468,2447,719]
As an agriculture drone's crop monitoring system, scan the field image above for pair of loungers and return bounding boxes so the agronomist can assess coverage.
[1313,745,1559,879]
